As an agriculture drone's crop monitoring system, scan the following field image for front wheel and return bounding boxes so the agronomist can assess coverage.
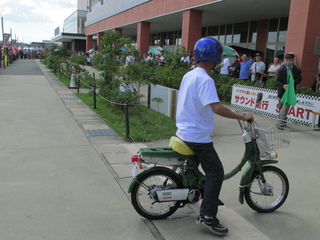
[244,166,289,213]
[131,169,183,220]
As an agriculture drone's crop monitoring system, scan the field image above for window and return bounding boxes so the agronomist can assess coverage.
[165,32,174,45]
[233,22,248,43]
[207,26,219,39]
[268,19,278,42]
[248,21,257,43]
[226,24,233,43]
[150,33,161,45]
[174,31,181,45]
[266,45,276,62]
[202,27,207,38]
[219,25,226,43]
[278,17,288,42]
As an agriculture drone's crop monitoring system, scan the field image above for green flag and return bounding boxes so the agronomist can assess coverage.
[280,67,296,106]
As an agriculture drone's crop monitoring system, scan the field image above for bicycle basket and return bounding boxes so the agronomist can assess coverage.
[254,118,290,155]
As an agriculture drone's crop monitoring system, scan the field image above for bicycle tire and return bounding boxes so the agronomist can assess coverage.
[131,169,183,220]
[244,166,289,213]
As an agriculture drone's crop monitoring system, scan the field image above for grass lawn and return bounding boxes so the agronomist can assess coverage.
[77,92,177,142]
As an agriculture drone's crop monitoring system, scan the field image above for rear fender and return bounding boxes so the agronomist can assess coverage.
[128,166,181,193]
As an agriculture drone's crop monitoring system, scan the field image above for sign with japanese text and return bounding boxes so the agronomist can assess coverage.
[231,85,320,126]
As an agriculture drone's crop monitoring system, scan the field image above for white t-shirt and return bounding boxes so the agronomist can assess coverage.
[120,83,134,93]
[125,55,134,65]
[176,67,220,143]
[181,56,190,63]
[220,58,230,75]
[250,61,265,80]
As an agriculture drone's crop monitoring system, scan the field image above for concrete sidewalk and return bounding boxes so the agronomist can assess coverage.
[0,59,319,240]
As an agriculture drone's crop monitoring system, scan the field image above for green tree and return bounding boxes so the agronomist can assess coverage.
[92,31,133,101]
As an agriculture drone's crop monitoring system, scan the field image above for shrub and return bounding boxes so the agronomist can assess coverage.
[297,86,320,96]
[69,53,87,65]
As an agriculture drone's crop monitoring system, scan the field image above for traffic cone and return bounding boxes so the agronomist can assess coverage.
[69,71,77,89]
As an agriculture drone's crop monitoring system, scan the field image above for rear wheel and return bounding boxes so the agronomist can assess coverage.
[131,170,183,220]
[244,166,289,213]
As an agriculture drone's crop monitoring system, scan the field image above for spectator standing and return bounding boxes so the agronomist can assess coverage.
[158,50,167,67]
[125,52,134,66]
[119,80,137,105]
[181,50,193,68]
[248,53,255,64]
[120,81,135,93]
[250,53,265,83]
[267,57,281,79]
[220,53,230,76]
[229,55,240,78]
[23,49,27,59]
[239,54,252,80]
[87,54,92,66]
[276,53,302,127]
[142,52,148,61]
[146,53,154,61]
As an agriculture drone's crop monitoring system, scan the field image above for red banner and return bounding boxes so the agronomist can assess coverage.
[3,33,11,46]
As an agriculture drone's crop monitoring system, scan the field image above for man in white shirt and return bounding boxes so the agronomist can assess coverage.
[125,52,134,66]
[180,50,192,67]
[250,53,265,82]
[219,53,230,76]
[119,80,137,105]
[267,57,281,78]
[176,37,253,236]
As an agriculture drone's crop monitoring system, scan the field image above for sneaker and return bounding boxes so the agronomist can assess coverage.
[196,215,228,235]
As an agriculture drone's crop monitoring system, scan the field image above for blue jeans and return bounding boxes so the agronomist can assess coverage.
[184,141,224,218]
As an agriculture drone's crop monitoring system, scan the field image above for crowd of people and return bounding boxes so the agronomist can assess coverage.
[0,47,44,66]
[113,47,298,88]
[225,52,288,86]
[120,49,197,68]
[124,50,171,67]
[18,49,44,60]
[0,46,19,68]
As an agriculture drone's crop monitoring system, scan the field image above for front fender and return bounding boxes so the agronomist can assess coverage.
[239,160,278,193]
[128,166,181,193]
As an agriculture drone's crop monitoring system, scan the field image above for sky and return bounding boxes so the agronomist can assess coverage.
[1,0,77,43]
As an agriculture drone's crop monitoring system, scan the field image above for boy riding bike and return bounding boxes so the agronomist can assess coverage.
[176,37,253,235]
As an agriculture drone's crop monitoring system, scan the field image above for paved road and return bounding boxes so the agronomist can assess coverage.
[0,59,319,240]
[0,60,154,240]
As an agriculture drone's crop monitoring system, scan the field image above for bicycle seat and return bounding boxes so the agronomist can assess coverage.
[169,136,194,156]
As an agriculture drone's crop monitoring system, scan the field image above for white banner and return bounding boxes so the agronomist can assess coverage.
[231,85,320,126]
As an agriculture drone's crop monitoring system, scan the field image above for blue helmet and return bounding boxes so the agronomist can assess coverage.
[194,37,222,64]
